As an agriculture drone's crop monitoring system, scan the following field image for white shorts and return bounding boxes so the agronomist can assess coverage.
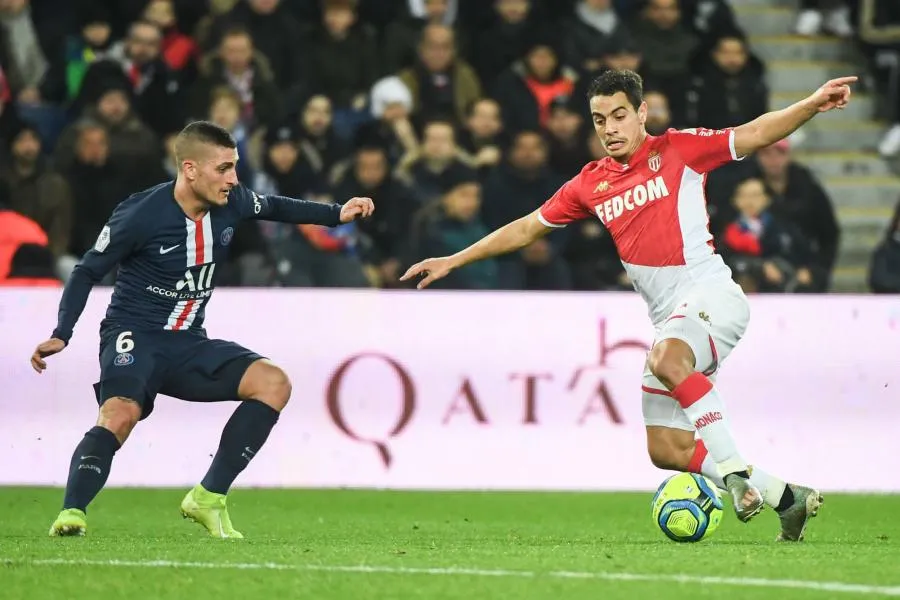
[642,282,750,431]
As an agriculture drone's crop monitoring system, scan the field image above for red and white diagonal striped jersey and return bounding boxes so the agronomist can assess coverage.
[539,128,743,325]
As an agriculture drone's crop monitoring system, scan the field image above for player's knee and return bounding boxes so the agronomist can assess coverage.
[97,397,141,443]
[253,364,292,411]
[648,339,695,390]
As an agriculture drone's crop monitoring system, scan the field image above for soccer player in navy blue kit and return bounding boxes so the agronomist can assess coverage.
[31,121,375,538]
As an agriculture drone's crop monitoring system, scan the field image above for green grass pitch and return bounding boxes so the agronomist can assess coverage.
[2,488,899,599]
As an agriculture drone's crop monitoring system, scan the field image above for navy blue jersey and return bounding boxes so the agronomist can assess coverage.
[52,181,342,343]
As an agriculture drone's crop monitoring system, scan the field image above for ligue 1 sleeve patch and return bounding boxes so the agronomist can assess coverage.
[94,225,111,252]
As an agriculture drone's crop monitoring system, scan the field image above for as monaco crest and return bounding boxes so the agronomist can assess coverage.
[648,151,662,173]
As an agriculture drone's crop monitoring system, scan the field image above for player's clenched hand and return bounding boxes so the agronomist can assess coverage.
[808,76,856,113]
[400,257,455,289]
[339,197,375,223]
[31,338,66,373]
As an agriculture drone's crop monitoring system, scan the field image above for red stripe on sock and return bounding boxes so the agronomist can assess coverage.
[641,385,674,398]
[688,440,708,473]
[672,372,713,409]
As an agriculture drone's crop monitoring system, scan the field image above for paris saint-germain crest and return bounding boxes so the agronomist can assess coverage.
[221,227,234,246]
[648,151,662,173]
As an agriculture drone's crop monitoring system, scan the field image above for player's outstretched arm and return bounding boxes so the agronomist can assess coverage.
[400,209,553,289]
[733,76,856,158]
[243,186,373,225]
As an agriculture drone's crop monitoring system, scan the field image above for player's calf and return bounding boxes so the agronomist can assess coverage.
[51,396,138,535]
[198,360,289,497]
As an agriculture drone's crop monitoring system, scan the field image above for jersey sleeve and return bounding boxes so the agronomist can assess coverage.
[233,183,342,226]
[52,203,142,343]
[538,173,592,228]
[665,127,744,174]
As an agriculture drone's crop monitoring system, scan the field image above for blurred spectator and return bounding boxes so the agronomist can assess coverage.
[397,23,482,124]
[686,31,767,131]
[355,76,419,167]
[207,86,255,184]
[563,217,630,291]
[795,0,854,37]
[753,139,840,291]
[492,40,576,133]
[407,178,500,289]
[868,199,900,293]
[40,2,113,104]
[0,0,48,105]
[0,242,61,286]
[473,0,544,87]
[571,37,644,123]
[204,0,307,96]
[296,94,351,193]
[306,0,378,113]
[857,0,900,157]
[59,121,139,272]
[482,130,571,290]
[0,96,25,163]
[720,178,817,294]
[679,0,741,51]
[687,33,769,129]
[545,95,591,179]
[397,119,476,204]
[383,0,468,74]
[252,120,369,288]
[332,145,418,287]
[76,19,185,137]
[56,85,162,171]
[630,0,699,125]
[644,89,672,135]
[458,97,507,173]
[0,123,71,258]
[142,0,199,74]
[562,0,631,75]
[191,26,281,130]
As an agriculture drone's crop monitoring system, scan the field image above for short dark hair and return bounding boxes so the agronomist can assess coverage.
[586,69,644,111]
[174,121,236,163]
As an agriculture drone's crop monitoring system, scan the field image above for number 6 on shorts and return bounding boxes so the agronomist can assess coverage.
[116,331,135,353]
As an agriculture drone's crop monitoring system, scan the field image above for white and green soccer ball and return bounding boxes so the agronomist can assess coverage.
[651,472,724,542]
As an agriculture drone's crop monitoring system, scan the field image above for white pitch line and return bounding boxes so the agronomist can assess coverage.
[3,558,900,596]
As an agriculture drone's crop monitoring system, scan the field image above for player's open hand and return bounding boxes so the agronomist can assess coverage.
[339,197,375,223]
[400,256,455,289]
[808,76,856,113]
[31,338,66,373]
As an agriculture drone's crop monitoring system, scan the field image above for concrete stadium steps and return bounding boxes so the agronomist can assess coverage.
[823,176,900,209]
[771,91,874,121]
[750,36,858,62]
[791,120,884,152]
[732,0,897,291]
[734,6,796,36]
[793,151,892,178]
[765,60,857,92]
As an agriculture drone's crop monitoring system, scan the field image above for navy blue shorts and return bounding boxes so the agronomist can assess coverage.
[93,328,264,419]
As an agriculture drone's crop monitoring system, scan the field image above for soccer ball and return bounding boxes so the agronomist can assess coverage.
[651,472,724,542]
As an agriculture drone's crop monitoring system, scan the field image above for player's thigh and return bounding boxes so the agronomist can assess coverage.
[95,329,168,420]
[160,336,265,402]
[655,283,750,375]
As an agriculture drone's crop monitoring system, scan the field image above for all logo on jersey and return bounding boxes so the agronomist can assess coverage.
[177,263,216,292]
[648,151,662,173]
[593,176,670,225]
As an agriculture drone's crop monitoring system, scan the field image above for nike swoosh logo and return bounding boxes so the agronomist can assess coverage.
[159,244,181,254]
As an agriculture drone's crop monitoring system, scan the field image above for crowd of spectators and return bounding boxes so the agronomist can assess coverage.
[0,0,879,294]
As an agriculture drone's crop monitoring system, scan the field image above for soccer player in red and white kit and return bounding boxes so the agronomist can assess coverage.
[402,69,857,541]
